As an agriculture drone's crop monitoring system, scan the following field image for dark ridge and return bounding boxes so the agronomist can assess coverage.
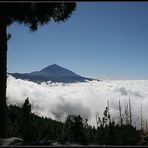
[10,64,99,83]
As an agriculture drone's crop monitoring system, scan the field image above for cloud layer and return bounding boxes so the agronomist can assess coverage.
[7,75,148,128]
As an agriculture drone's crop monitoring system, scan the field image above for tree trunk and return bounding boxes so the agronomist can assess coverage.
[0,23,7,138]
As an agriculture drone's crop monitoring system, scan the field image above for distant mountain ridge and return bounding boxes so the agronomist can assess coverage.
[10,64,99,83]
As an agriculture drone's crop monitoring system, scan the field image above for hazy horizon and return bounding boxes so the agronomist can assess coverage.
[8,63,148,80]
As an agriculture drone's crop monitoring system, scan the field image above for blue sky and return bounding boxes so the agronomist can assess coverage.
[7,2,148,79]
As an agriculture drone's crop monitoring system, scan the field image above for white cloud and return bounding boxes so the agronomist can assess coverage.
[6,75,148,129]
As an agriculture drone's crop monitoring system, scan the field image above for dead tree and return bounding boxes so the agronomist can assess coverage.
[125,100,129,125]
[141,103,144,131]
[119,99,123,126]
[129,93,132,126]
[145,120,148,132]
[107,100,111,124]
[96,111,101,127]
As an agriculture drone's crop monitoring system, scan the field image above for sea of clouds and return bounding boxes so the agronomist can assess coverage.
[6,75,148,129]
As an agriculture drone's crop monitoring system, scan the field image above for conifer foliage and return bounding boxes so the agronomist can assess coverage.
[6,98,143,146]
[0,2,76,138]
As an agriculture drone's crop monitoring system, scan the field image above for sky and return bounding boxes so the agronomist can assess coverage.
[7,2,148,80]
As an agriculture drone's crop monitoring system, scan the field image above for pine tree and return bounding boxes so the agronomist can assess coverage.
[19,98,34,142]
[0,2,76,138]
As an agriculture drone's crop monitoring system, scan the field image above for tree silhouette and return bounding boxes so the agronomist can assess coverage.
[19,98,33,142]
[0,2,76,138]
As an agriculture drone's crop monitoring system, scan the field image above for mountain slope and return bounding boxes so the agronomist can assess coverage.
[10,64,98,83]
